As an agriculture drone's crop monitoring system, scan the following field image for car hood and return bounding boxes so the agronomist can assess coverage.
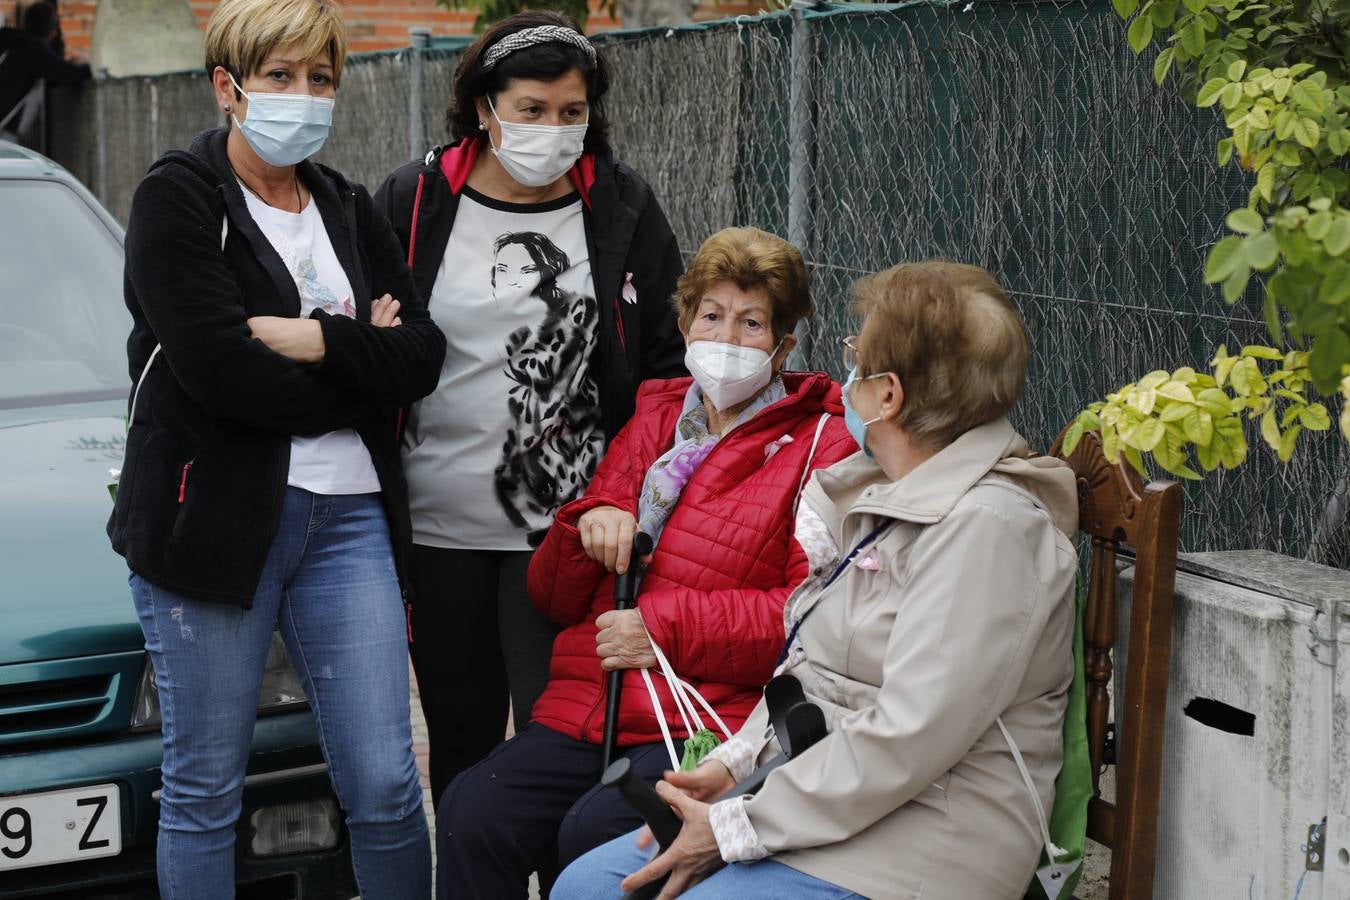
[0,399,144,664]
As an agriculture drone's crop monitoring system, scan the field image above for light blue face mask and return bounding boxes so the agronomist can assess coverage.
[229,73,334,167]
[842,366,886,457]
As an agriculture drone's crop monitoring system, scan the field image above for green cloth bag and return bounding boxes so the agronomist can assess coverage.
[680,728,722,772]
[1026,585,1092,900]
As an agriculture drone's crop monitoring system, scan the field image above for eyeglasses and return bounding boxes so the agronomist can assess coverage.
[841,335,861,372]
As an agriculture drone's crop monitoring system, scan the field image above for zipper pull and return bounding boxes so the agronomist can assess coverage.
[177,462,192,504]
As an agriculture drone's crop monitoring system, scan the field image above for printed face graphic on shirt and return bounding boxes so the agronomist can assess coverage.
[493,242,541,299]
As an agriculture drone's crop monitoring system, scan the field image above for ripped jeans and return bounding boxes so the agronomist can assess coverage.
[129,487,431,900]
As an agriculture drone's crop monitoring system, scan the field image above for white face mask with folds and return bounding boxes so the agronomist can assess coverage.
[684,339,780,411]
[487,96,588,188]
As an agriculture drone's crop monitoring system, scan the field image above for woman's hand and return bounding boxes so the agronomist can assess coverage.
[247,316,325,363]
[371,294,402,328]
[577,505,639,573]
[663,761,736,802]
[595,609,656,671]
[622,781,724,898]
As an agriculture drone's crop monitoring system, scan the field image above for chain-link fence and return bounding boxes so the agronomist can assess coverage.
[42,0,1348,567]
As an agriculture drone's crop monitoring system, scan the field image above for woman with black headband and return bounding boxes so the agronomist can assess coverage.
[375,11,686,808]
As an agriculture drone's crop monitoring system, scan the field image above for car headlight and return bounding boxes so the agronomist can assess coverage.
[130,631,308,730]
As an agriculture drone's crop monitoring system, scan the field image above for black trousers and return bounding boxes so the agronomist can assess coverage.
[436,723,685,900]
[407,544,561,803]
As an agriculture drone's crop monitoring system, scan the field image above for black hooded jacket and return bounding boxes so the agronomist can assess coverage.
[108,128,447,606]
[374,140,686,443]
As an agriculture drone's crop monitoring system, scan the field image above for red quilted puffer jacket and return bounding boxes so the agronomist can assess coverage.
[527,371,856,747]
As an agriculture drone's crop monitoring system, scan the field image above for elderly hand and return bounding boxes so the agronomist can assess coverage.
[247,316,325,363]
[595,609,656,671]
[622,781,724,898]
[577,505,640,574]
[663,761,736,802]
[371,294,402,328]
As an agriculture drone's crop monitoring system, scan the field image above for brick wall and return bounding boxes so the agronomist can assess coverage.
[51,0,765,56]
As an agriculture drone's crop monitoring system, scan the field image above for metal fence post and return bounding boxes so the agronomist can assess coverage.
[787,0,816,371]
[409,27,432,162]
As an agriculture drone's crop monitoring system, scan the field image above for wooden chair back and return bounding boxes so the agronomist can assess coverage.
[1051,427,1183,900]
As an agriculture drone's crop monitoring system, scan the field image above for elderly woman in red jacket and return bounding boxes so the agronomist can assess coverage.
[435,227,856,899]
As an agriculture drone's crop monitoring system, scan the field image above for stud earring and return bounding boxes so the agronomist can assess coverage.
[223,104,231,112]
[479,121,487,130]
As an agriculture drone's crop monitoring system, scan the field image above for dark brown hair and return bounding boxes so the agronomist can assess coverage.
[674,227,812,342]
[446,11,611,155]
[851,261,1028,450]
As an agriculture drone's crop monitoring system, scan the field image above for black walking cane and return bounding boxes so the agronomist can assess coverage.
[600,531,655,776]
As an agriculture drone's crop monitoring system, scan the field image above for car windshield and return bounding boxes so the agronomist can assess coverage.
[0,178,130,410]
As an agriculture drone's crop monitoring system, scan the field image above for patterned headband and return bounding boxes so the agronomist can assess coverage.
[481,25,598,72]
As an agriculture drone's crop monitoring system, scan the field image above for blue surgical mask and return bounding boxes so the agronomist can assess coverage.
[842,366,885,458]
[230,73,334,167]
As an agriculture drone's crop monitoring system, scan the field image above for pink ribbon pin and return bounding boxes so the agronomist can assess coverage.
[622,272,638,304]
[855,549,882,571]
[764,434,794,461]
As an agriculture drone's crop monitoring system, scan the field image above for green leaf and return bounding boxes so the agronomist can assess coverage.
[1128,15,1154,52]
[1062,419,1086,456]
[1326,219,1350,257]
[1113,0,1140,17]
[1222,82,1245,109]
[1244,231,1279,269]
[1256,164,1275,203]
[1307,211,1332,241]
[1133,417,1166,452]
[1298,403,1331,431]
[1196,434,1222,470]
[1153,47,1175,85]
[1230,357,1267,396]
[1261,405,1281,449]
[1206,235,1246,282]
[1218,138,1235,166]
[1241,345,1284,360]
[1223,264,1252,302]
[1181,20,1207,54]
[1309,328,1350,390]
[1276,424,1303,462]
[1198,387,1232,416]
[1263,292,1283,344]
[1197,77,1228,107]
[1226,59,1247,81]
[1139,370,1170,390]
[1292,117,1321,149]
[1157,380,1197,402]
[1123,443,1148,476]
[1160,401,1192,422]
[1172,366,1198,382]
[1289,79,1325,114]
[1184,407,1215,445]
[1227,208,1264,234]
[1319,265,1350,305]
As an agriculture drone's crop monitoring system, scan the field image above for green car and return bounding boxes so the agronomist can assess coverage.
[0,142,356,898]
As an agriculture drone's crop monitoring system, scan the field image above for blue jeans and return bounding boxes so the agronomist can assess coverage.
[552,830,868,899]
[131,487,431,900]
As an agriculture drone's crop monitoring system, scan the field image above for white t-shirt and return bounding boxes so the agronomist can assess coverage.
[242,189,381,496]
[403,186,604,549]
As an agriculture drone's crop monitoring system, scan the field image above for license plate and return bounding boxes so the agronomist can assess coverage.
[0,784,120,871]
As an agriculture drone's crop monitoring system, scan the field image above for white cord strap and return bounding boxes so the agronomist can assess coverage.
[638,611,732,770]
[792,413,832,517]
[997,715,1067,860]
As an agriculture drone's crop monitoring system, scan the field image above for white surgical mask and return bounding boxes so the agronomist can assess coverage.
[487,96,588,188]
[230,73,334,167]
[685,340,780,411]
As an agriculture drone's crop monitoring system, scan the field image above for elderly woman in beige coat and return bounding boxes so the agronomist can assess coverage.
[552,260,1080,900]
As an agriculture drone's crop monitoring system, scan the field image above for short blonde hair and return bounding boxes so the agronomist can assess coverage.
[673,228,811,341]
[205,0,348,88]
[852,261,1028,450]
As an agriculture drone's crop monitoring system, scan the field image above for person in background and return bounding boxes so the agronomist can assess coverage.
[375,9,686,805]
[554,261,1079,900]
[436,227,857,899]
[0,1,88,145]
[109,1,445,896]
